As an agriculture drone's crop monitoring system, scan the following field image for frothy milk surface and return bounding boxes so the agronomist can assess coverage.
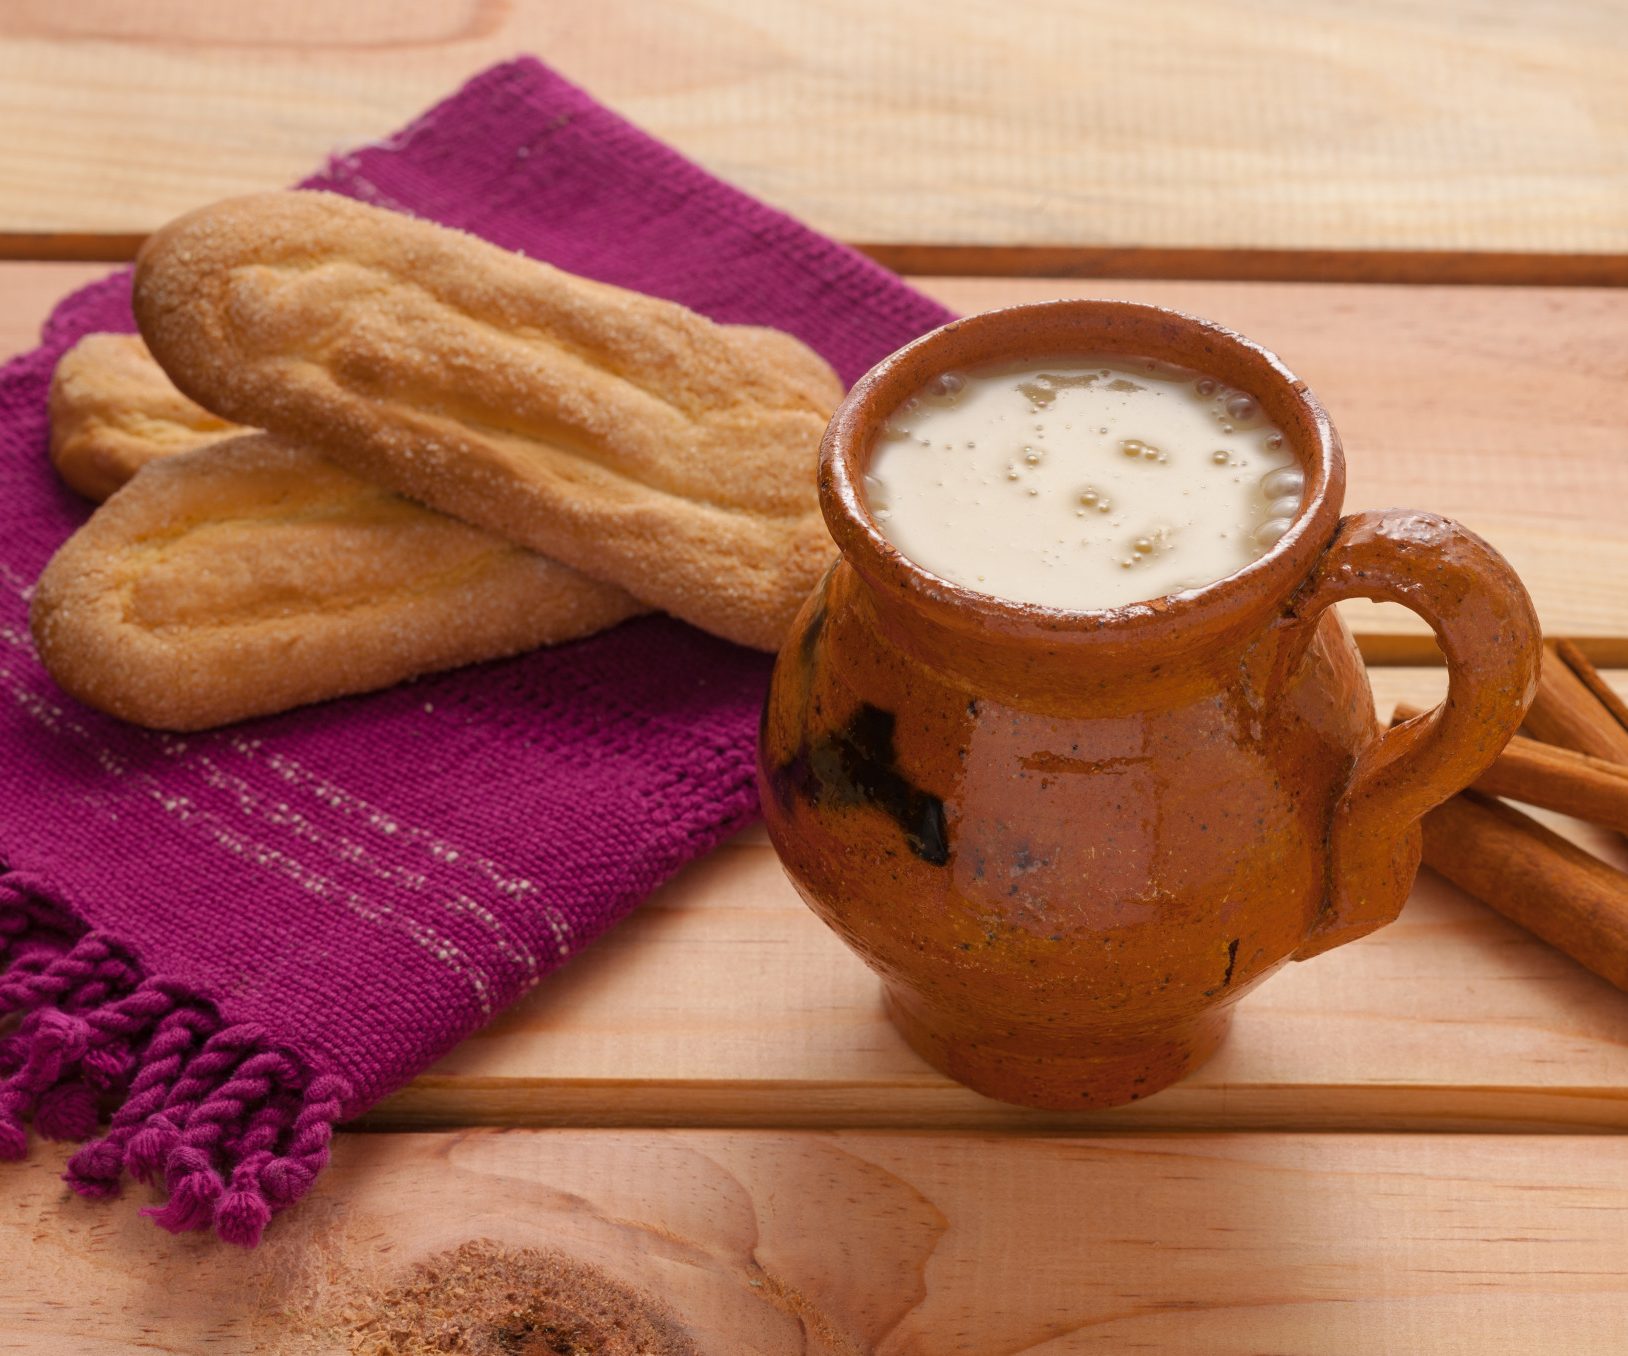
[865,355,1304,611]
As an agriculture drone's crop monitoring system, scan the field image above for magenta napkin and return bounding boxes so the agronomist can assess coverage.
[0,57,954,1245]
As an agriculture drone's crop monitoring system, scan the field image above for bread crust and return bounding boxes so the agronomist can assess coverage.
[49,333,242,501]
[30,434,643,731]
[133,191,845,651]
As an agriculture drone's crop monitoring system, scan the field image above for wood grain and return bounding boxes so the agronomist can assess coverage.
[10,264,1627,659]
[2,0,1625,256]
[6,1129,1628,1353]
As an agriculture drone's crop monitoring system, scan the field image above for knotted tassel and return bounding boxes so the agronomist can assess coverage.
[35,1081,99,1141]
[81,1044,136,1096]
[124,1113,182,1185]
[215,1154,277,1248]
[0,1008,91,1158]
[138,1026,265,1236]
[65,1001,212,1197]
[142,1144,223,1234]
[62,1136,126,1199]
[258,1074,348,1209]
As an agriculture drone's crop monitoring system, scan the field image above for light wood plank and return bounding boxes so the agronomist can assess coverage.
[374,666,1628,1133]
[1,0,1625,254]
[0,261,104,357]
[10,266,1626,658]
[7,267,1628,1130]
[5,1130,1628,1353]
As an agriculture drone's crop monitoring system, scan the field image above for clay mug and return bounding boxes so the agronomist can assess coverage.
[757,300,1541,1110]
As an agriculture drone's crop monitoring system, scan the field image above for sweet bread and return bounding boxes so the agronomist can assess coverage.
[31,434,643,730]
[133,191,844,651]
[49,333,242,501]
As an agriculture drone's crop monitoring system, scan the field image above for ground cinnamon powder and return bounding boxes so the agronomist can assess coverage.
[325,1239,698,1355]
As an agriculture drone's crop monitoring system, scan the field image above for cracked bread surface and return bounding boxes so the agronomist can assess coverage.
[134,191,846,651]
[30,433,643,731]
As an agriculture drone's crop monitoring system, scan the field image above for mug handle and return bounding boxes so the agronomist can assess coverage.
[1284,510,1541,959]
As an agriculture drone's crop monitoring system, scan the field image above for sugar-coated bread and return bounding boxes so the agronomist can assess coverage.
[31,434,643,730]
[134,191,846,651]
[49,333,242,501]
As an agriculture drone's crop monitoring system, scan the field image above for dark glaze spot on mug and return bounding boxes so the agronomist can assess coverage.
[1222,937,1240,987]
[772,704,949,866]
[765,598,832,818]
[799,599,828,669]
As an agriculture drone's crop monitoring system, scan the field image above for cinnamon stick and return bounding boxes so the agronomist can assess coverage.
[1557,638,1628,731]
[1422,792,1628,993]
[1525,639,1628,764]
[1394,701,1628,834]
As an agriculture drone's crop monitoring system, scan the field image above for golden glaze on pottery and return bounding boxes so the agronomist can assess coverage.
[758,300,1542,1110]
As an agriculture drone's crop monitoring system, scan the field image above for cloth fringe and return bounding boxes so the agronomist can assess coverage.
[0,872,351,1246]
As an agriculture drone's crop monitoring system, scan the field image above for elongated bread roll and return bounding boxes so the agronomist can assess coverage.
[133,191,844,651]
[31,434,644,731]
[50,333,243,500]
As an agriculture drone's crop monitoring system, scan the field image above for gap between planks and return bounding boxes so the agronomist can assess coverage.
[863,244,1628,287]
[7,231,1628,286]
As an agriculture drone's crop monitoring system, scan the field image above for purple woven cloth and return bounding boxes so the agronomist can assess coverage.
[0,57,953,1245]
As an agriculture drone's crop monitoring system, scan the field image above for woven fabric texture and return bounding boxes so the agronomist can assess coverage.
[0,56,953,1244]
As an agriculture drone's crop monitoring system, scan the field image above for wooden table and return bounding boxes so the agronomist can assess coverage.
[5,5,1628,1351]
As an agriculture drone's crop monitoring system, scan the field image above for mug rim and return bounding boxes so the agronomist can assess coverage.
[819,298,1347,651]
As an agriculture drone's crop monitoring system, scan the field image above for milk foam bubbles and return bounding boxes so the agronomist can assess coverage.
[865,355,1303,610]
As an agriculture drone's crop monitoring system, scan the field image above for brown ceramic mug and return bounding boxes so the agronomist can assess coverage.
[758,300,1541,1110]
